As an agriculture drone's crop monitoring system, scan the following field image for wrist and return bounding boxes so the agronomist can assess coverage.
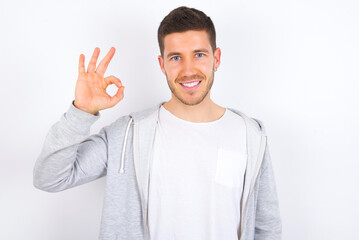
[73,100,98,115]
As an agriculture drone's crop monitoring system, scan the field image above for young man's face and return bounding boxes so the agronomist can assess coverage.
[158,30,221,106]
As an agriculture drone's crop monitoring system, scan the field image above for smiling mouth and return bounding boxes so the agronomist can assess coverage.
[179,80,202,90]
[180,81,201,87]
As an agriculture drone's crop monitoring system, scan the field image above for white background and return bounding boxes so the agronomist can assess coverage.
[0,0,358,239]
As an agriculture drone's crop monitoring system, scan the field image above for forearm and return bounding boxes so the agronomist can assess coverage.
[33,101,103,192]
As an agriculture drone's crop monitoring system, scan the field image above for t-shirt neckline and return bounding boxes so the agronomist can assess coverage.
[160,105,228,125]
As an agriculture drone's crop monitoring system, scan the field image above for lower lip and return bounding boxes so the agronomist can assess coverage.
[180,81,201,91]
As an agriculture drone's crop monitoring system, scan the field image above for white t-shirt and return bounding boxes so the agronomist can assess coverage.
[148,105,247,240]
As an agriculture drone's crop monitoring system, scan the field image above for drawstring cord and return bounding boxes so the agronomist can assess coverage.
[119,117,133,173]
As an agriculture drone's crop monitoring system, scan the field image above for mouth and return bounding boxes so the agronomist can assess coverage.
[179,80,202,90]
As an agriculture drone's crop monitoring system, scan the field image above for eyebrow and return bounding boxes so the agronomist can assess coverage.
[166,52,181,59]
[166,48,210,59]
[193,48,210,54]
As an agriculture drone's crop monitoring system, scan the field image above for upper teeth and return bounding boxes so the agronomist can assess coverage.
[182,81,200,87]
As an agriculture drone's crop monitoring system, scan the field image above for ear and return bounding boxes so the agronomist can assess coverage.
[214,47,221,71]
[158,55,166,75]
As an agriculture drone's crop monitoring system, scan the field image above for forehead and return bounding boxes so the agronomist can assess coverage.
[163,30,212,56]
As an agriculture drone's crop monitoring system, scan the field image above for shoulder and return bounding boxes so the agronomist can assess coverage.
[128,102,163,123]
[109,102,163,129]
[251,117,266,134]
[227,107,267,135]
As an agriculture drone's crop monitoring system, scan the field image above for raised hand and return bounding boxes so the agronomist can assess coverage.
[74,47,124,115]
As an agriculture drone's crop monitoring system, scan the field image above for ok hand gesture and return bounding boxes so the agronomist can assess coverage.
[74,47,124,115]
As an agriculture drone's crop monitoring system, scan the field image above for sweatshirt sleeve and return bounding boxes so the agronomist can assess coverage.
[33,101,110,192]
[254,138,282,239]
[250,118,282,239]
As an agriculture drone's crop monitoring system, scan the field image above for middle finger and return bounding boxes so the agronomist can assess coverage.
[96,47,116,76]
[87,47,100,73]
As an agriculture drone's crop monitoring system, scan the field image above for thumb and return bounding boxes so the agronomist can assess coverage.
[109,86,125,107]
[104,75,125,107]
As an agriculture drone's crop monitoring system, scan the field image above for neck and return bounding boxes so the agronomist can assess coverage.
[162,93,226,123]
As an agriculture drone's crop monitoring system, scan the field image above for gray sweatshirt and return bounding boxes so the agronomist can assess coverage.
[33,101,282,240]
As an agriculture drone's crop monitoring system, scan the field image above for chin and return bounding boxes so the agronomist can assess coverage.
[178,95,207,106]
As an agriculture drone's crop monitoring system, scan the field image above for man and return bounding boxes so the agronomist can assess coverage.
[33,6,281,240]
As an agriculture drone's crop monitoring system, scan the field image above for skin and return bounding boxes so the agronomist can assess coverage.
[74,47,124,115]
[74,30,225,122]
[158,30,226,123]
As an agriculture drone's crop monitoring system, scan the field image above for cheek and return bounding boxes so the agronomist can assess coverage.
[197,61,213,74]
[165,65,181,78]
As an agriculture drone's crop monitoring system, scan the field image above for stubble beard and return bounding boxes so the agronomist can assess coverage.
[165,67,215,106]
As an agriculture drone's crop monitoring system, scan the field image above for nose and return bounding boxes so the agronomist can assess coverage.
[181,57,196,76]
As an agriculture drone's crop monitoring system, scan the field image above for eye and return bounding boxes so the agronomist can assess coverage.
[171,56,181,61]
[195,53,204,58]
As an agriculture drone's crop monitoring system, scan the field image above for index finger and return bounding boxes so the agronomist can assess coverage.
[95,47,116,76]
[78,54,85,74]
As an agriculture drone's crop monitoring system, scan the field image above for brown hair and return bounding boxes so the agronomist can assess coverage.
[157,6,217,56]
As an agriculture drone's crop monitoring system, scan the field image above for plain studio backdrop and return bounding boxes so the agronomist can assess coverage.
[0,0,358,239]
